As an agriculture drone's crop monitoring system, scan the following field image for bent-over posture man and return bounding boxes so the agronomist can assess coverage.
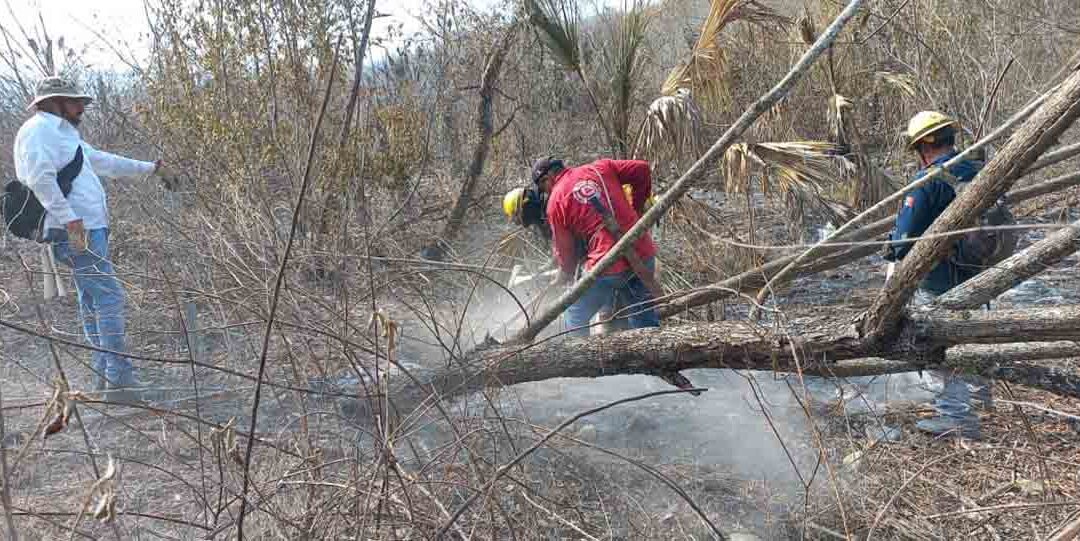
[531,157,660,336]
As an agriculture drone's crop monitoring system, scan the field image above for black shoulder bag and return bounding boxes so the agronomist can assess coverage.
[3,146,84,242]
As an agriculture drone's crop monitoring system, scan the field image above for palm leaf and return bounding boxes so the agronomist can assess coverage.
[874,70,917,97]
[602,0,655,155]
[828,94,854,149]
[661,0,788,110]
[634,88,703,164]
[827,93,898,210]
[723,141,855,233]
[724,141,854,195]
[524,0,582,71]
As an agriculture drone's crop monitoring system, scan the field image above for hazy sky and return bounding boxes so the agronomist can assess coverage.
[5,0,468,72]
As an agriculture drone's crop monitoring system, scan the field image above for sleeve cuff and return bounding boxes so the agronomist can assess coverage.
[138,161,157,175]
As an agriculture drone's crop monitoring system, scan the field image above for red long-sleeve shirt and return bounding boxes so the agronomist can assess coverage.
[546,159,657,276]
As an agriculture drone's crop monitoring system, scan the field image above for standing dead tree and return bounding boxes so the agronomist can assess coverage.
[430,21,521,253]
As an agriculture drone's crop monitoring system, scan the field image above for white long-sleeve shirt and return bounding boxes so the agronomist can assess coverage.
[13,112,156,231]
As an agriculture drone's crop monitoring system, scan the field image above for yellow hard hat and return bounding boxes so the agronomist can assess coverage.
[906,111,958,148]
[503,188,525,219]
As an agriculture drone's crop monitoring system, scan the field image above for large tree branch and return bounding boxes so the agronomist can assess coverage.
[1005,170,1080,204]
[509,0,867,343]
[1026,140,1080,175]
[822,342,1080,378]
[862,67,1080,341]
[931,219,1080,310]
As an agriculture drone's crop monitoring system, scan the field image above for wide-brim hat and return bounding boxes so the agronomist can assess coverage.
[905,110,957,149]
[26,76,93,111]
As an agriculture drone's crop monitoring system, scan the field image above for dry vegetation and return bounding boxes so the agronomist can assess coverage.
[2,0,1080,539]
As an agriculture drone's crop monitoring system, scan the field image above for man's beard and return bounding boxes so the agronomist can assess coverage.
[65,113,82,127]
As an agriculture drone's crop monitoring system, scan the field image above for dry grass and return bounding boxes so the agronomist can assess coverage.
[807,382,1080,540]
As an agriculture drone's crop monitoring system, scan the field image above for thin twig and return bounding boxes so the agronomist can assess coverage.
[0,363,17,541]
[998,399,1080,422]
[519,489,600,541]
[923,501,1080,520]
[235,36,343,540]
[976,58,1016,140]
[858,0,915,43]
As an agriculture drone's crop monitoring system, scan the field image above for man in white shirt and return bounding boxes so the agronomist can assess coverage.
[13,76,163,392]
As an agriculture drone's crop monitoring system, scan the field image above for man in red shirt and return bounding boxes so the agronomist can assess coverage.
[532,157,660,336]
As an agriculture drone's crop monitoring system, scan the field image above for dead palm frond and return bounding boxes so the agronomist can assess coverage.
[842,151,898,213]
[796,13,817,45]
[724,141,855,197]
[797,11,841,94]
[603,0,655,156]
[827,94,899,210]
[633,88,703,164]
[661,0,788,111]
[724,141,857,238]
[874,70,918,97]
[828,94,854,149]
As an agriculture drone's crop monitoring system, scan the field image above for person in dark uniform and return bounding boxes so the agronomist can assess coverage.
[883,111,992,439]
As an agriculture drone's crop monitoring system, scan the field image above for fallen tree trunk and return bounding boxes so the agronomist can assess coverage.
[863,66,1080,340]
[814,356,1080,399]
[932,218,1080,310]
[1005,170,1080,205]
[918,305,1080,345]
[948,341,1080,365]
[380,306,1080,418]
[812,341,1080,375]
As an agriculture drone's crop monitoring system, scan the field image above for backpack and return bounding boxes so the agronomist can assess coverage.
[3,146,83,241]
[950,187,1019,274]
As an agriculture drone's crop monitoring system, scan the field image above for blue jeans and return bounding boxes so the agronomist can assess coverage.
[911,286,991,424]
[933,372,992,422]
[921,260,978,296]
[50,228,134,386]
[564,258,660,337]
